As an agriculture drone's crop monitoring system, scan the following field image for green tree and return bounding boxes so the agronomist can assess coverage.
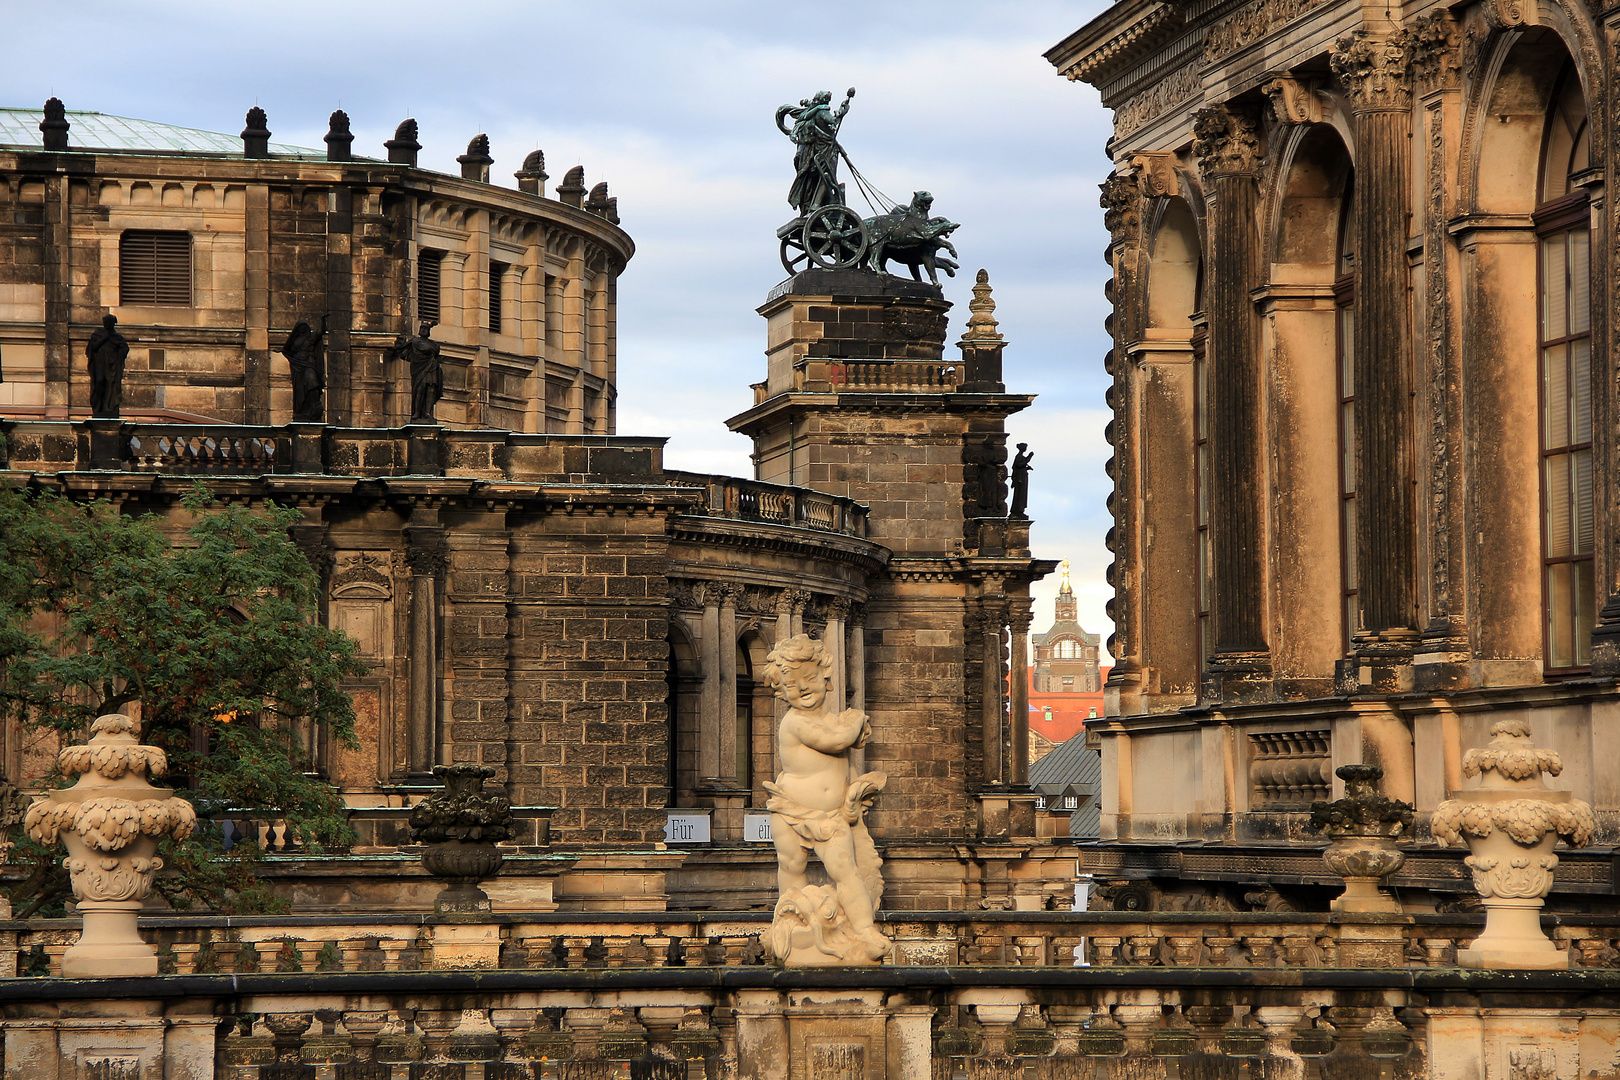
[0,485,365,914]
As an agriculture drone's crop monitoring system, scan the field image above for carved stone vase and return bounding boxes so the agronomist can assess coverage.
[409,764,513,915]
[1433,719,1594,969]
[1309,764,1414,914]
[23,713,197,977]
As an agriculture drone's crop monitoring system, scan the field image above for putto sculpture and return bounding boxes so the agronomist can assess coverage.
[774,89,960,282]
[762,634,889,966]
[24,714,197,977]
[1433,719,1594,968]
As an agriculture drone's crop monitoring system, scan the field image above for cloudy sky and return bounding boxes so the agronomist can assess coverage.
[9,1,1117,651]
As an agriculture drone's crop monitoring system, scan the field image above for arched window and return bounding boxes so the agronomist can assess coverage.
[1537,66,1593,671]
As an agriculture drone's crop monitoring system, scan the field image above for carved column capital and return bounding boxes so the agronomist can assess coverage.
[783,588,811,614]
[826,597,852,621]
[1192,104,1263,179]
[715,582,741,608]
[848,603,867,628]
[1262,76,1327,125]
[1403,11,1462,93]
[1099,170,1144,244]
[404,528,447,578]
[289,524,335,579]
[1330,32,1413,112]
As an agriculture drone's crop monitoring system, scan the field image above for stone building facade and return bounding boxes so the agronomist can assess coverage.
[0,104,1069,913]
[1050,0,1620,905]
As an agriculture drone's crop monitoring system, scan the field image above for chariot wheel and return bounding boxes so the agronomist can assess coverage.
[802,204,868,270]
[779,234,811,276]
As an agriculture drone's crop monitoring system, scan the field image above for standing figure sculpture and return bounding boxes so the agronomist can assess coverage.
[86,314,129,419]
[281,315,328,423]
[1010,442,1034,519]
[391,321,443,423]
[763,634,890,966]
[776,88,854,215]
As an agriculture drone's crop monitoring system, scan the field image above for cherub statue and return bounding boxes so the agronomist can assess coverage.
[762,633,890,966]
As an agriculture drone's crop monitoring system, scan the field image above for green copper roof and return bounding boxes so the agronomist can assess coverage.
[0,108,328,160]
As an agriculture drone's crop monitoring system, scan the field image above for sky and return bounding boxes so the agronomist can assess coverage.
[6,1,1117,656]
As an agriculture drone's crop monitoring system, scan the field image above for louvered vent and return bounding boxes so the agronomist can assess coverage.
[119,231,192,305]
[417,249,444,323]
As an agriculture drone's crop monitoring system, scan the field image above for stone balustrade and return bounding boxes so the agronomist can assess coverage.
[663,471,868,537]
[8,910,1620,979]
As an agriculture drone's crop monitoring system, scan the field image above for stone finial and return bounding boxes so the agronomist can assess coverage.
[241,106,271,158]
[584,181,619,224]
[514,149,549,195]
[1433,719,1594,969]
[386,118,421,166]
[1308,764,1414,913]
[324,109,354,162]
[962,269,1003,343]
[458,134,493,182]
[40,97,69,152]
[24,714,198,977]
[556,165,587,207]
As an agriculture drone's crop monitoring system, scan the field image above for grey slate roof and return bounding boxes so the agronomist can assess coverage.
[1030,733,1101,839]
[0,108,327,160]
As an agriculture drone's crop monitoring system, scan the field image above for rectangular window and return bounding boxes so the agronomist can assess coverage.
[119,231,191,305]
[417,249,444,324]
[1539,215,1594,671]
[488,261,507,335]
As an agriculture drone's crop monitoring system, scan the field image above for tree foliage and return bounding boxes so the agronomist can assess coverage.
[0,484,365,914]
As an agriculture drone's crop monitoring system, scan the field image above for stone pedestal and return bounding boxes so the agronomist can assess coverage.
[404,423,443,475]
[735,989,932,1080]
[288,421,325,472]
[86,418,124,470]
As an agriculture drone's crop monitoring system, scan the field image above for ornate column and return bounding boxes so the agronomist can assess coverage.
[717,584,740,783]
[1099,168,1147,713]
[980,608,1009,786]
[1331,33,1419,687]
[774,589,794,645]
[405,524,446,778]
[1192,104,1271,700]
[847,604,867,777]
[826,598,850,709]
[1009,603,1033,787]
[788,589,808,637]
[699,584,721,782]
[1407,13,1471,687]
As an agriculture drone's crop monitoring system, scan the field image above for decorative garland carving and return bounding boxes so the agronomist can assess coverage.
[1203,0,1329,63]
[1425,100,1453,621]
[1112,62,1201,141]
[1192,105,1263,178]
[1329,32,1413,112]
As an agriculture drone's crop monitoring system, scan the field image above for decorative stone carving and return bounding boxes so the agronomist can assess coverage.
[1433,720,1594,969]
[1129,152,1179,199]
[1099,170,1143,242]
[1202,0,1329,63]
[1309,764,1414,913]
[1329,32,1412,111]
[1192,105,1262,178]
[409,764,514,915]
[1404,11,1462,92]
[330,552,392,598]
[1113,62,1202,141]
[24,714,197,977]
[1262,76,1327,125]
[762,634,889,966]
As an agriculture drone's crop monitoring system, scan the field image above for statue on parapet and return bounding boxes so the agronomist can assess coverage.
[763,634,890,966]
[281,315,327,422]
[87,314,128,419]
[776,88,854,216]
[390,321,443,423]
[1010,442,1033,519]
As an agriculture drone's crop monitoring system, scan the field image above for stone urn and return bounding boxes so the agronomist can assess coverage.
[1309,764,1414,914]
[409,764,513,914]
[1433,719,1594,969]
[23,713,197,976]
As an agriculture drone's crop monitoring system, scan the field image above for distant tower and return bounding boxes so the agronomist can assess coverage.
[1033,561,1102,694]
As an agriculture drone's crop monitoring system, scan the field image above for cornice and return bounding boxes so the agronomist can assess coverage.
[1046,1,1185,87]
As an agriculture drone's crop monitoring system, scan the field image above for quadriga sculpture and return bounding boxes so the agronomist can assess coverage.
[24,713,197,976]
[1432,719,1594,969]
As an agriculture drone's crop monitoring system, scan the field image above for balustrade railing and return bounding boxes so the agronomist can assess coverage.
[835,358,961,391]
[664,472,868,538]
[125,427,289,472]
[8,910,1620,977]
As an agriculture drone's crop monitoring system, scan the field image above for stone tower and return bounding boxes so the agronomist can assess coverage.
[729,267,1057,883]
